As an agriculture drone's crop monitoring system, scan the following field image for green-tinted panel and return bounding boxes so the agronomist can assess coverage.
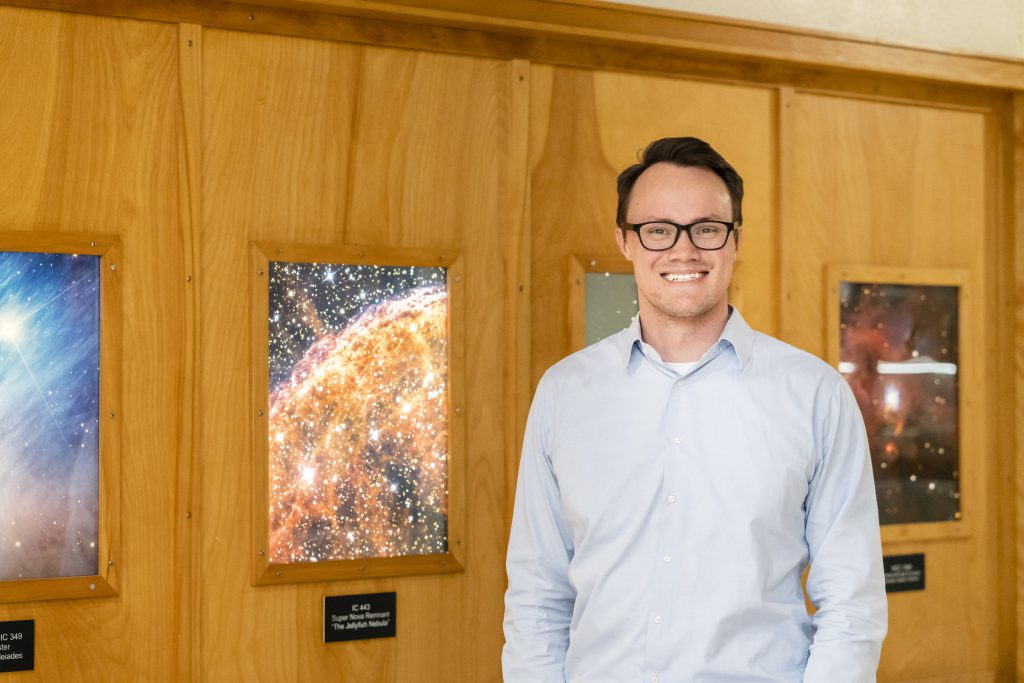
[584,272,638,346]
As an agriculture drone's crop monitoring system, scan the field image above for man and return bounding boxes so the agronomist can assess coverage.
[502,137,887,682]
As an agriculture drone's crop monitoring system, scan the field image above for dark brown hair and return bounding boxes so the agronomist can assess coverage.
[616,137,744,228]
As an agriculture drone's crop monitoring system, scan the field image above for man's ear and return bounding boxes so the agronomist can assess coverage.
[733,227,741,254]
[615,227,632,261]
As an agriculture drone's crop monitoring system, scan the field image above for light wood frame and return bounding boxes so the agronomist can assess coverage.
[826,264,974,545]
[250,242,465,585]
[568,254,634,352]
[0,232,122,602]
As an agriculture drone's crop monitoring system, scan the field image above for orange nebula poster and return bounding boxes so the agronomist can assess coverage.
[267,261,449,563]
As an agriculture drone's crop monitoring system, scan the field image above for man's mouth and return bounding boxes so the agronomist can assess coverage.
[662,272,707,283]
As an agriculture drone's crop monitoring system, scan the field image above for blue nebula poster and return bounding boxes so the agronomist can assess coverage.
[0,251,100,580]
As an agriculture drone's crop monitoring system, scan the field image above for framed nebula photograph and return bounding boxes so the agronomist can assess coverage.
[0,232,121,602]
[568,255,637,351]
[827,264,974,543]
[251,242,464,584]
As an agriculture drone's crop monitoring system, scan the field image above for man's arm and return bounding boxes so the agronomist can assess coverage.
[803,378,888,682]
[502,375,576,682]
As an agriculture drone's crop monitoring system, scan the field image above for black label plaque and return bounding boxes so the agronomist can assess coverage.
[884,553,925,593]
[0,620,33,672]
[324,592,396,643]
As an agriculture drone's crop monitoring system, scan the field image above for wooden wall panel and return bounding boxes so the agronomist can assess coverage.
[0,6,183,681]
[528,65,776,385]
[781,92,1000,680]
[345,47,512,682]
[200,31,512,681]
[200,29,361,682]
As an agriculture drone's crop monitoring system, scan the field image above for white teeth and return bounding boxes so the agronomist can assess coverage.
[663,272,704,282]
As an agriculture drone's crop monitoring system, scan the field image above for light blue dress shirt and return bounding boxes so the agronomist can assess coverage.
[503,308,887,682]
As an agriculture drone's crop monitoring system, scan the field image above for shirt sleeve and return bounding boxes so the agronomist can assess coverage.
[803,377,888,682]
[502,373,576,683]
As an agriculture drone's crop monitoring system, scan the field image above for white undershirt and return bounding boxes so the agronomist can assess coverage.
[665,361,697,375]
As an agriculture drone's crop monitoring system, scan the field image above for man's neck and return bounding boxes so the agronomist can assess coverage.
[638,304,730,363]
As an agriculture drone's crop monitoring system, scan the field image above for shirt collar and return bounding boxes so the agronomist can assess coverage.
[619,306,754,370]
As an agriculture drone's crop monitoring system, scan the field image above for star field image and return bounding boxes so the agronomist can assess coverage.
[267,260,449,563]
[839,281,959,525]
[0,251,100,580]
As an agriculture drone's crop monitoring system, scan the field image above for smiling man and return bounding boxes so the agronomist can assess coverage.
[503,137,887,682]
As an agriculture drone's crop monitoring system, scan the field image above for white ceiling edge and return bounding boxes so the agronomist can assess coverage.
[609,0,1024,61]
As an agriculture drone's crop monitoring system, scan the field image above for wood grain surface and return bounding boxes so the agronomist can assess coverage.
[199,30,512,681]
[0,6,183,680]
[782,91,1004,679]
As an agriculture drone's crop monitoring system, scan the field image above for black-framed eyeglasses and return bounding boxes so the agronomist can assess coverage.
[621,220,736,251]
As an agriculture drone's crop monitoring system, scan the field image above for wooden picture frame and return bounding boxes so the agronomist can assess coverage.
[827,264,973,544]
[0,232,121,602]
[251,242,465,585]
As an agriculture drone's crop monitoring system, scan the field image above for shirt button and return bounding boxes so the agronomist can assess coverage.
[663,555,671,563]
[667,495,677,504]
[673,436,682,444]
[654,615,664,624]
[652,677,660,683]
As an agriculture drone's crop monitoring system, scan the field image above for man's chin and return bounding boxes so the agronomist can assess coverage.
[643,299,728,326]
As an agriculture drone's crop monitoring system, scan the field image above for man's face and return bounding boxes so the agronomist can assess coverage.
[615,163,738,329]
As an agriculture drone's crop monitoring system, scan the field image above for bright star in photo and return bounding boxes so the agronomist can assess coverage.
[0,251,100,580]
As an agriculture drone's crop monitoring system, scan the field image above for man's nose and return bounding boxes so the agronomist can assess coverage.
[666,229,701,259]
